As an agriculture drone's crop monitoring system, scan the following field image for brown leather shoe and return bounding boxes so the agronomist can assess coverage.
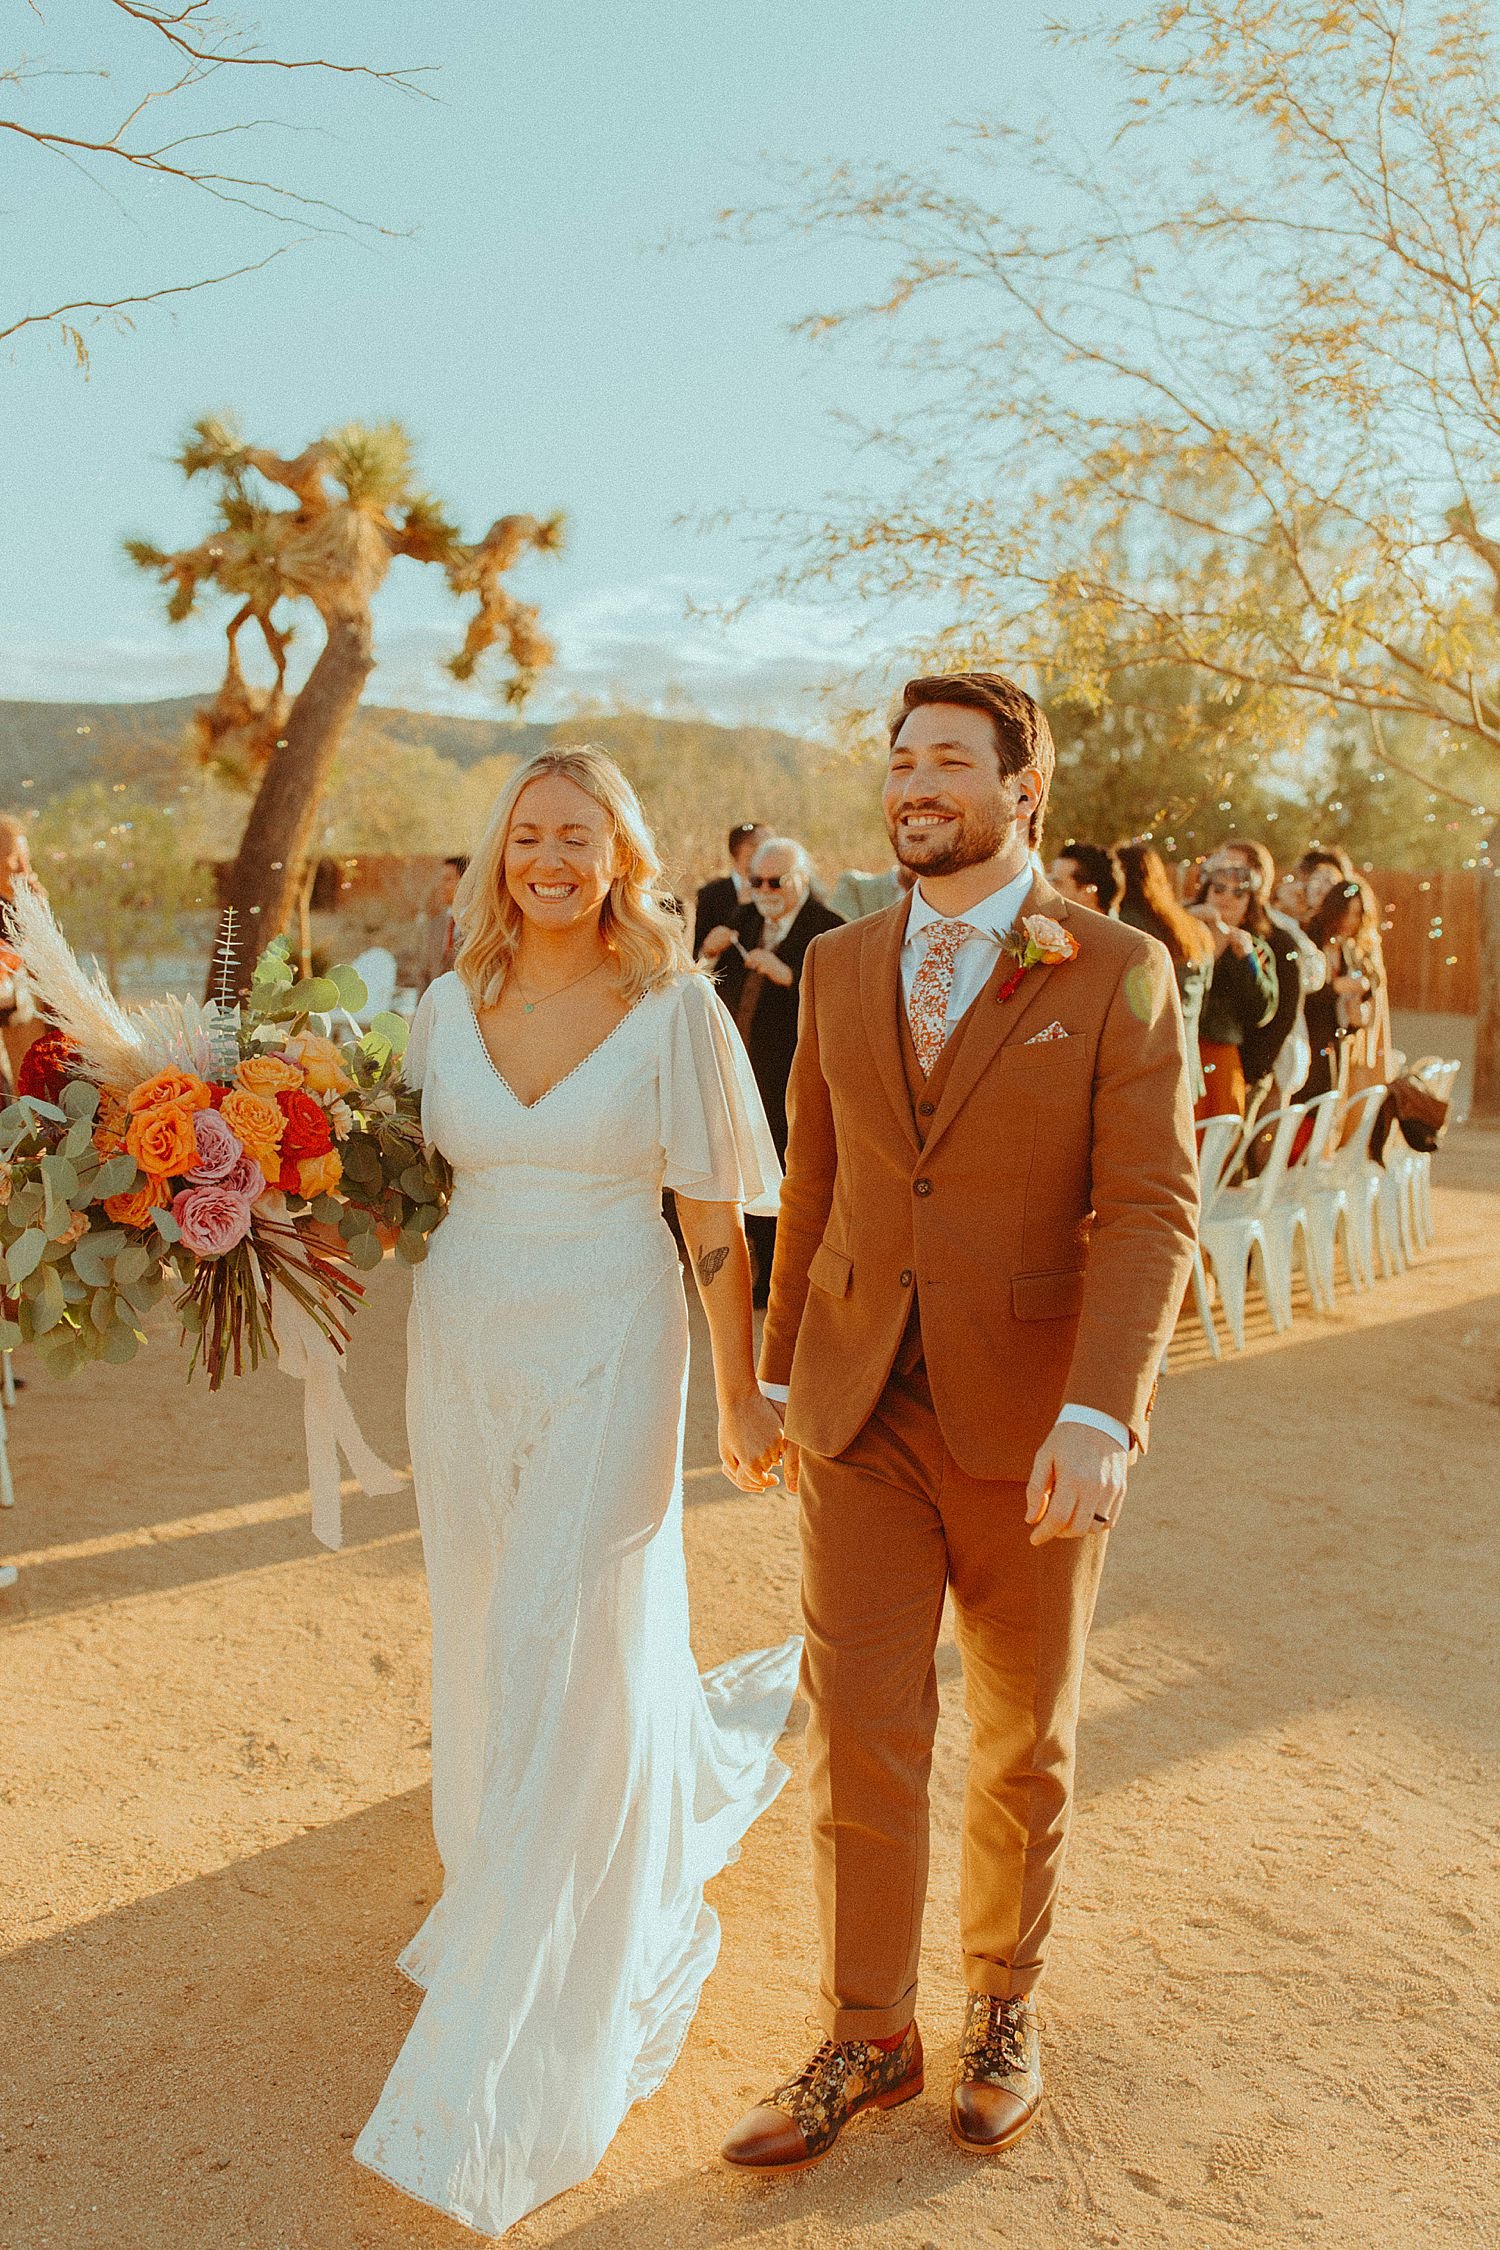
[950,1991,1042,2152]
[720,2024,924,2173]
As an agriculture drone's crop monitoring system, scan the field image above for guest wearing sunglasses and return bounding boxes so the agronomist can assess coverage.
[1186,855,1278,1119]
[700,836,844,1302]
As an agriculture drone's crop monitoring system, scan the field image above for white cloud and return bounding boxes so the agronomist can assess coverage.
[0,577,909,733]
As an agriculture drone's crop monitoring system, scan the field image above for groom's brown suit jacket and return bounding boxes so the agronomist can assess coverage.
[760,875,1200,1480]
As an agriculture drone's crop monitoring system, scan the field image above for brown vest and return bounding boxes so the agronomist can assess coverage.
[891,992,981,1379]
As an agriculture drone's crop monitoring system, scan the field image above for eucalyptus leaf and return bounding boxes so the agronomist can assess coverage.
[309,1194,343,1225]
[58,1268,88,1304]
[412,1203,442,1235]
[121,1275,162,1318]
[101,1321,140,1365]
[399,1164,430,1202]
[61,1118,96,1163]
[71,1244,115,1290]
[33,1263,66,1333]
[93,1154,140,1199]
[0,1317,21,1352]
[85,1228,127,1261]
[368,1012,409,1057]
[36,1327,85,1379]
[289,976,340,1015]
[19,1094,67,1125]
[329,962,369,1013]
[177,1299,204,1333]
[348,1231,384,1272]
[7,1184,43,1228]
[41,1153,80,1204]
[114,1242,152,1287]
[90,1287,115,1334]
[151,1205,182,1244]
[395,1230,427,1266]
[60,1080,100,1122]
[6,1227,46,1284]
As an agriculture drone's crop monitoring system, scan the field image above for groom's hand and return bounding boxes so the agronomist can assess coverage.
[1026,1421,1128,1545]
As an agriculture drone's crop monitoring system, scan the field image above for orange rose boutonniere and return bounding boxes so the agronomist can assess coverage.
[998,912,1080,1002]
[125,1102,201,1179]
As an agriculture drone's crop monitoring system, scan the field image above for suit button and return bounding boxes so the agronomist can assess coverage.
[914,1178,933,1197]
[900,1268,914,1288]
[918,1100,935,1116]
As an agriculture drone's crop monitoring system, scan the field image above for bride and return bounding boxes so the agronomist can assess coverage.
[353,746,798,2236]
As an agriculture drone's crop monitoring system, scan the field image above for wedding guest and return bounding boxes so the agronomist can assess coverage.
[1048,841,1123,915]
[1210,839,1326,1104]
[1296,875,1388,1099]
[831,861,914,921]
[1186,856,1278,1118]
[1116,842,1216,1102]
[0,819,44,1092]
[692,821,768,953]
[702,836,843,1302]
[416,855,468,992]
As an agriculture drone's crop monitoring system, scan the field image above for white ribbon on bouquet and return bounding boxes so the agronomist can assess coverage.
[275,1294,404,1549]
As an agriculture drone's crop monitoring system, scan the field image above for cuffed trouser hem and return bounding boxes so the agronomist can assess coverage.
[818,1986,919,2042]
[964,1954,1043,2002]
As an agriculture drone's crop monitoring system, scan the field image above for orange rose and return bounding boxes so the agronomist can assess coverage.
[235,1052,305,1099]
[297,1149,343,1200]
[284,1033,353,1097]
[126,1068,213,1117]
[218,1090,285,1172]
[125,1103,200,1179]
[105,1173,173,1229]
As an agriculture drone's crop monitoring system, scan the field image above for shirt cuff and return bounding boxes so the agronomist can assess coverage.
[1056,1402,1132,1452]
[760,1381,790,1404]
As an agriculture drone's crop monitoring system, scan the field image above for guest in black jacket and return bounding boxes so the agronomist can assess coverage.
[700,835,844,1302]
[691,822,768,954]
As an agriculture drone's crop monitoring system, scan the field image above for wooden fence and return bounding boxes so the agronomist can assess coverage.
[1369,868,1479,1016]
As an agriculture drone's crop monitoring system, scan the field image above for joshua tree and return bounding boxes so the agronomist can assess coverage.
[128,416,562,984]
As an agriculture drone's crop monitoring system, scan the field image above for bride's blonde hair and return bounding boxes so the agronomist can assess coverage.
[453,745,693,1006]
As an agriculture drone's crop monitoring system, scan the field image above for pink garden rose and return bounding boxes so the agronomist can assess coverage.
[171,1183,254,1258]
[189,1108,244,1184]
[221,1150,266,1202]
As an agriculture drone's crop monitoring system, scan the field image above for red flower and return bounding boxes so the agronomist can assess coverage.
[274,1086,333,1193]
[16,1029,78,1103]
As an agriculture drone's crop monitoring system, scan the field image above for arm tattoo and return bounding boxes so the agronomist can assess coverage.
[695,1244,730,1291]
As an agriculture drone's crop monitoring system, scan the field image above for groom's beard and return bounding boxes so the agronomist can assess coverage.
[889,797,1010,878]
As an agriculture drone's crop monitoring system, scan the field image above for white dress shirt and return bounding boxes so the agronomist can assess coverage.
[762,867,1131,1455]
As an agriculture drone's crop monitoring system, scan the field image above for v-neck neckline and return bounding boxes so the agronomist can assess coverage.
[464,984,650,1113]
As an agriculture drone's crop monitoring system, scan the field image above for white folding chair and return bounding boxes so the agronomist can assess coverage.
[1199,1105,1304,1345]
[1275,1089,1344,1311]
[1190,1113,1247,1357]
[1309,1084,1389,1291]
[1405,1057,1461,1250]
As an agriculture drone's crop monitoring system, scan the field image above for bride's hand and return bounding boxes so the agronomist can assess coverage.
[718,1388,784,1493]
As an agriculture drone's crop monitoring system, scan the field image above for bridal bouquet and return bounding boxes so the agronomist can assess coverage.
[0,894,450,1390]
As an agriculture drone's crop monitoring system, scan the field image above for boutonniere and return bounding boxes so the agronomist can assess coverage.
[997,912,1080,1002]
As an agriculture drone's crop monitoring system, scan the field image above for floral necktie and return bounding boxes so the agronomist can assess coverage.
[908,918,980,1076]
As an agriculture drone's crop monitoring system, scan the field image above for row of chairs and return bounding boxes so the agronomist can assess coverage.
[1189,1057,1461,1357]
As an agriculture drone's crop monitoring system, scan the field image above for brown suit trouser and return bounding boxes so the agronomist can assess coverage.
[799,1363,1107,2041]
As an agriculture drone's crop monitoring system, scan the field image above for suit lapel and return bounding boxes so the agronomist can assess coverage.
[920,876,1076,1165]
[861,899,920,1152]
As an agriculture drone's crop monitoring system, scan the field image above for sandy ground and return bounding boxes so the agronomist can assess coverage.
[3,1131,1499,2250]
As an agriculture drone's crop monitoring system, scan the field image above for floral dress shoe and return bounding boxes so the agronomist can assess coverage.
[719,2024,924,2173]
[950,1991,1042,2152]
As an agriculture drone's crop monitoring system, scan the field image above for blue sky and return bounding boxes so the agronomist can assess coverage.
[2,2,1118,728]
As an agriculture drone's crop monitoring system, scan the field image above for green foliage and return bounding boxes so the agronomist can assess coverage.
[30,781,212,984]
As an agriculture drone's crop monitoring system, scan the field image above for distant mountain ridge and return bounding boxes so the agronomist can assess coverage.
[0,696,818,806]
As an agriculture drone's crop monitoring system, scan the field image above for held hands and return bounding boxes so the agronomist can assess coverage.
[1025,1419,1129,1545]
[742,946,794,986]
[718,1387,786,1494]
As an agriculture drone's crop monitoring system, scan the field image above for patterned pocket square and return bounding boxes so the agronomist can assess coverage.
[1024,1020,1070,1044]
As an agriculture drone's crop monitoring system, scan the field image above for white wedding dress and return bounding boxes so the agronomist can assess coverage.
[353,968,800,2237]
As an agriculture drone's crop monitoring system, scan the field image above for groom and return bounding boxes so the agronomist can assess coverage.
[721,671,1198,2168]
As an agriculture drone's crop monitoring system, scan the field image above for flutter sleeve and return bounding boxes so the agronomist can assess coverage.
[659,974,781,1216]
[402,981,439,1090]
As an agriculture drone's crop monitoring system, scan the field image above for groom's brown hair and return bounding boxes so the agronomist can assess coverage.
[891,672,1055,846]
